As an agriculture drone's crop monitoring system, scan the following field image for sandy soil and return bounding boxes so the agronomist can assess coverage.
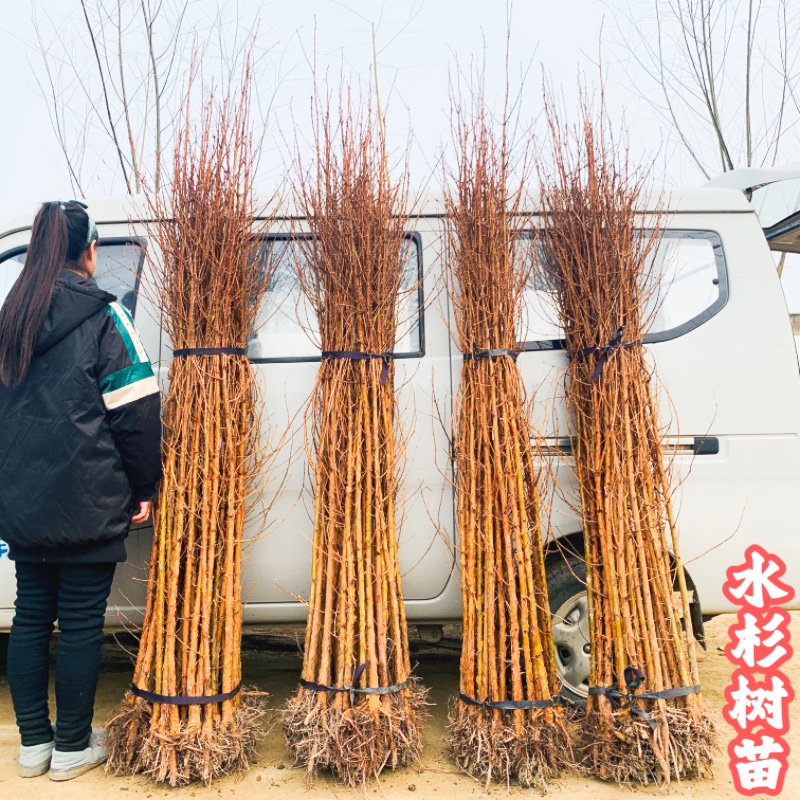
[0,613,797,799]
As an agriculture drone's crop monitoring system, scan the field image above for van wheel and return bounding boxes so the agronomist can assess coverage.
[546,555,590,707]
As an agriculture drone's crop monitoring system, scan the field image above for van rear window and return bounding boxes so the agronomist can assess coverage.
[246,235,424,361]
[0,240,145,317]
[519,230,727,349]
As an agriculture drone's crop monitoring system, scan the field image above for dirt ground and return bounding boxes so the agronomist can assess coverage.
[0,614,797,799]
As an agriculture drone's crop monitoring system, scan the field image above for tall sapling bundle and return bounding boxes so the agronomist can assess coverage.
[105,72,274,785]
[538,99,716,783]
[281,95,425,785]
[444,90,570,788]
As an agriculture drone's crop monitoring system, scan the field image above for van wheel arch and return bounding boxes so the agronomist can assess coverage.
[544,534,706,707]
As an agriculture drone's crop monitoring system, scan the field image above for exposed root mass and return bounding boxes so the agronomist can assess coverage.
[282,679,426,786]
[577,703,717,784]
[450,702,571,789]
[106,693,267,786]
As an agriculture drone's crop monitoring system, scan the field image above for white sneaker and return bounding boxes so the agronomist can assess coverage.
[19,740,55,778]
[49,728,107,782]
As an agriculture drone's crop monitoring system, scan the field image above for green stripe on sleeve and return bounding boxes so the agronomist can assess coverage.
[100,361,155,395]
[105,304,140,365]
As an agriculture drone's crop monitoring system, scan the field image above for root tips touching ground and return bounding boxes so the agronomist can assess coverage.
[281,680,427,787]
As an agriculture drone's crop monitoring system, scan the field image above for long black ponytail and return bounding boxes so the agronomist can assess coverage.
[0,201,93,388]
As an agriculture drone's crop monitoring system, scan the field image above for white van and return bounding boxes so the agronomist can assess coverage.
[1,181,799,702]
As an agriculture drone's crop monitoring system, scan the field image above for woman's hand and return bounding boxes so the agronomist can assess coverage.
[132,501,152,524]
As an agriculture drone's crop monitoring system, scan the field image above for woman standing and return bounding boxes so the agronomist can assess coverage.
[0,201,162,780]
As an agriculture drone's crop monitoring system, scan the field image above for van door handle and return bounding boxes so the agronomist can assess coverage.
[693,436,719,455]
[540,437,718,457]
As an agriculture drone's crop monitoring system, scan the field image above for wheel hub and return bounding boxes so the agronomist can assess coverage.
[551,591,591,699]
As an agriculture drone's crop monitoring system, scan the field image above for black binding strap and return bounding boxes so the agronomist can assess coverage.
[459,692,559,712]
[567,326,642,382]
[589,666,701,731]
[300,663,409,706]
[321,351,393,386]
[130,682,242,706]
[173,347,248,357]
[463,348,519,363]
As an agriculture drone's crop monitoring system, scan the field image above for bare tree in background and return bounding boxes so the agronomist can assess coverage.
[609,0,800,179]
[33,0,268,197]
[33,0,195,196]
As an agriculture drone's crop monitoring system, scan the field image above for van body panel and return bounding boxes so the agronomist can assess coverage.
[1,189,798,631]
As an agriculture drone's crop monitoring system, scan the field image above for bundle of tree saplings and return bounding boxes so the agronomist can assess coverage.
[281,96,425,786]
[537,101,716,784]
[444,91,570,789]
[105,72,273,786]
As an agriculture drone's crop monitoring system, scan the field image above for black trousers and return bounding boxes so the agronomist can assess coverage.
[7,562,116,751]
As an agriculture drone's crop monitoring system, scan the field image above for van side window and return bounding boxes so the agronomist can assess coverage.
[519,230,727,349]
[247,235,424,361]
[0,240,145,317]
[645,231,726,341]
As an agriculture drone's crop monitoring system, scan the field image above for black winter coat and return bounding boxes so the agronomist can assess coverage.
[0,270,162,563]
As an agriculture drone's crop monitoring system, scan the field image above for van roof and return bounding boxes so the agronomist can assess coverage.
[410,187,753,217]
[0,186,753,234]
